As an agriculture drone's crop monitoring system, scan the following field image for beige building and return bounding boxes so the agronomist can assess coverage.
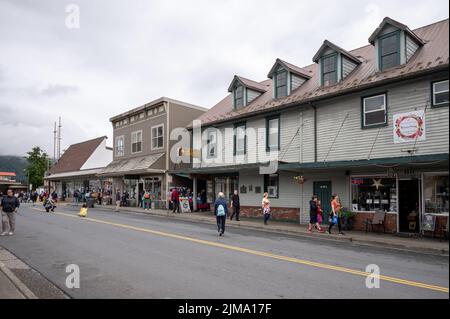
[100,97,207,208]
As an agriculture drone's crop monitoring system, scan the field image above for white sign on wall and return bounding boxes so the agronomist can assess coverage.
[393,111,426,143]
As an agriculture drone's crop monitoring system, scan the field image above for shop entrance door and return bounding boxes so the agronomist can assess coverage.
[399,179,421,233]
[313,181,332,224]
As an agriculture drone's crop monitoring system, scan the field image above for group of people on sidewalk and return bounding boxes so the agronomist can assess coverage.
[308,194,344,235]
[213,189,345,237]
[213,190,272,236]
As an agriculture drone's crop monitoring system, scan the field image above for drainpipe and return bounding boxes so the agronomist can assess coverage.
[312,104,318,163]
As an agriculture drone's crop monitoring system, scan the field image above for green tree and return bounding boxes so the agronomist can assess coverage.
[25,147,50,189]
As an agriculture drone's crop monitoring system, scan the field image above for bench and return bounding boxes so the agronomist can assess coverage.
[365,210,386,234]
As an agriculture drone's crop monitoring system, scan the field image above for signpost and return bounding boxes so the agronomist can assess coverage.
[422,213,436,232]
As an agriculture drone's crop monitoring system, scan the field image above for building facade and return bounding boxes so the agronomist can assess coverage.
[100,97,207,208]
[181,17,449,234]
[45,136,113,200]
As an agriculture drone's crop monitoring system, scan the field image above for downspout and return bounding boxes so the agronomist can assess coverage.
[311,103,318,162]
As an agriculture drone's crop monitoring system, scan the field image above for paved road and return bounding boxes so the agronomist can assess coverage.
[0,204,448,299]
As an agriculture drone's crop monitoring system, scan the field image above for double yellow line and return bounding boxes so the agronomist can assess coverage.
[31,208,449,294]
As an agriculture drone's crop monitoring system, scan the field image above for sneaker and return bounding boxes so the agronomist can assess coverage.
[325,230,331,234]
[339,232,345,236]
[0,232,7,236]
[8,232,13,236]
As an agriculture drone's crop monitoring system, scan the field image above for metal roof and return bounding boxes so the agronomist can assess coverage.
[193,18,449,128]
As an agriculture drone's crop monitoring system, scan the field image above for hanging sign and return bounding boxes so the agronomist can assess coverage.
[393,111,425,143]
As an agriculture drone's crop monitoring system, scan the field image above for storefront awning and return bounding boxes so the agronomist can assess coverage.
[278,153,449,172]
[44,168,104,181]
[99,153,166,177]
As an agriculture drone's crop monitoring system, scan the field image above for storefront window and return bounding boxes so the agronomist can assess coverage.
[144,178,162,200]
[124,179,138,199]
[424,175,449,214]
[351,177,397,212]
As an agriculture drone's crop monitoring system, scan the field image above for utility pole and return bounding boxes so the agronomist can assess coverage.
[53,121,57,163]
[57,116,62,160]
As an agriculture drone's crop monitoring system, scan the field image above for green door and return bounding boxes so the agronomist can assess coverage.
[313,181,332,224]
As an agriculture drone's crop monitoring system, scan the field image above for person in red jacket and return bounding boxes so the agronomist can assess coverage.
[171,188,180,213]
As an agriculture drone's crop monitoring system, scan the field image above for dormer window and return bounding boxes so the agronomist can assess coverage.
[369,17,424,72]
[234,85,244,109]
[313,40,360,87]
[274,68,288,98]
[228,75,267,109]
[321,53,338,86]
[268,59,311,98]
[379,31,400,71]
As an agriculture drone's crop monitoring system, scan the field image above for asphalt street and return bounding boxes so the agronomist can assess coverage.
[0,204,448,299]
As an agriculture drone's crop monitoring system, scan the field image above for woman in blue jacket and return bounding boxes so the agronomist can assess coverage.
[214,192,228,236]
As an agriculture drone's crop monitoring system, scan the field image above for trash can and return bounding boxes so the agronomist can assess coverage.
[86,198,95,208]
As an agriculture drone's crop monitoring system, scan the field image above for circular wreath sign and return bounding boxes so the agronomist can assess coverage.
[395,114,424,139]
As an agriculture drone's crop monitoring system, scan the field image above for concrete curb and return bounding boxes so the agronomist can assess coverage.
[0,261,37,299]
[69,203,449,257]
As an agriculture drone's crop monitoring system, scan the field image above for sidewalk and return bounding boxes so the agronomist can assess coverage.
[0,266,25,299]
[0,246,68,299]
[0,248,36,299]
[71,203,449,256]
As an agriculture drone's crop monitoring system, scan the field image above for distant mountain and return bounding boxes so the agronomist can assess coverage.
[0,155,27,182]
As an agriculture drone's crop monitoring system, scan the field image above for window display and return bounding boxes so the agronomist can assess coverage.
[424,175,449,214]
[351,177,397,212]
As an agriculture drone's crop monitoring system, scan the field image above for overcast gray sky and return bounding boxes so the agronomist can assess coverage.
[0,0,448,156]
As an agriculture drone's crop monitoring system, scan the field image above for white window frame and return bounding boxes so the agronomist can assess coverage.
[207,129,217,158]
[432,80,449,106]
[151,124,164,150]
[363,93,387,127]
[131,130,143,154]
[115,135,125,157]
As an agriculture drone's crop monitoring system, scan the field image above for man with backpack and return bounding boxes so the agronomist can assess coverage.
[1,189,20,236]
[214,192,228,236]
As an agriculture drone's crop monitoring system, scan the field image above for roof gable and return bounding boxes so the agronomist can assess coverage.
[368,17,425,45]
[227,75,267,93]
[49,136,107,174]
[267,58,311,79]
[312,40,361,64]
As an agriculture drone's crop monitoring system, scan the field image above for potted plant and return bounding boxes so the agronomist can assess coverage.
[339,209,355,231]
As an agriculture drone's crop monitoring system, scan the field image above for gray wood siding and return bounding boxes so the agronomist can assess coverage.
[315,76,449,162]
[342,57,357,79]
[406,35,419,61]
[291,74,306,91]
[246,89,261,104]
[239,171,301,209]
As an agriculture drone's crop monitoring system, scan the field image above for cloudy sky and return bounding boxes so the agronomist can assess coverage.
[0,0,448,157]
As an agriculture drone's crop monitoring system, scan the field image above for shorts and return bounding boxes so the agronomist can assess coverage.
[309,213,317,224]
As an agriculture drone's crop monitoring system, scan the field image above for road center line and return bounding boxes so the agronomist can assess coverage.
[29,207,449,293]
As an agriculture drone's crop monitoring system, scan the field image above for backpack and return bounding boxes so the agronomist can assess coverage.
[216,204,225,216]
[144,193,150,200]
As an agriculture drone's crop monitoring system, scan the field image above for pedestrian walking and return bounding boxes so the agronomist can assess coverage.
[308,195,323,232]
[31,191,38,207]
[262,192,271,225]
[230,190,240,221]
[327,194,344,235]
[171,188,180,213]
[142,189,151,210]
[317,199,323,226]
[214,192,228,236]
[0,189,20,236]
[115,190,121,212]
